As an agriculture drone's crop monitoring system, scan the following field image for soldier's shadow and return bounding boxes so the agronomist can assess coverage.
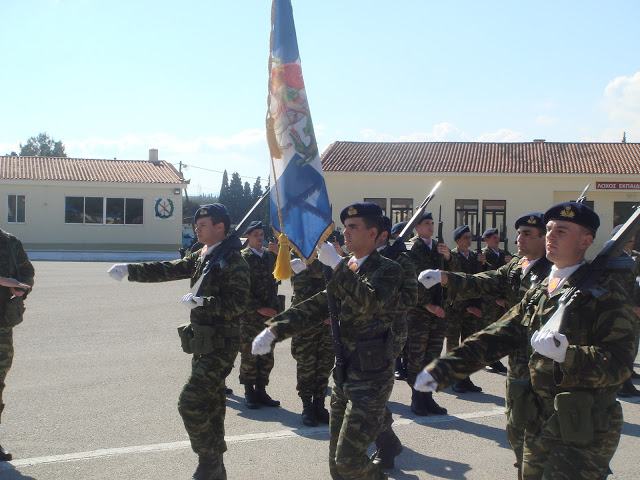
[380,446,471,479]
[428,417,511,450]
[621,420,640,438]
[0,464,38,480]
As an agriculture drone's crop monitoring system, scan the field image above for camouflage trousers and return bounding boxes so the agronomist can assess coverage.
[290,322,334,399]
[482,300,505,329]
[177,340,239,456]
[444,305,483,351]
[405,310,444,385]
[522,398,622,480]
[329,367,394,480]
[239,317,274,386]
[507,422,526,480]
[0,327,14,424]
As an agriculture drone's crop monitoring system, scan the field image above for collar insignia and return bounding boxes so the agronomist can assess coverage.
[548,277,561,293]
[560,205,575,218]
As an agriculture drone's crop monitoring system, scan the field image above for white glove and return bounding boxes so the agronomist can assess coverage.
[418,269,442,289]
[252,327,276,355]
[414,370,438,392]
[531,329,569,363]
[291,258,307,274]
[108,264,128,281]
[636,276,640,287]
[317,242,342,269]
[181,293,204,309]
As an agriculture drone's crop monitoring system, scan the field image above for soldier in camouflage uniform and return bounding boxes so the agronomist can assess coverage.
[405,212,449,416]
[443,225,485,393]
[420,212,551,480]
[480,227,512,373]
[108,204,250,480]
[0,228,34,462]
[252,202,403,480]
[416,202,636,480]
[289,254,333,426]
[238,221,281,409]
[370,215,418,469]
[609,224,640,398]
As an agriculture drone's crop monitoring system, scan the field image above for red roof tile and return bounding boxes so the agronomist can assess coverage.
[0,156,187,184]
[320,141,640,174]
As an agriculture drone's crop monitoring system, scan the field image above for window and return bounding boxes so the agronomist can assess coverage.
[364,198,387,216]
[455,199,478,234]
[7,195,26,223]
[482,200,507,240]
[65,197,143,225]
[390,198,413,224]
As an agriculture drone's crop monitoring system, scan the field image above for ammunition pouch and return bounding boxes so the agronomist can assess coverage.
[351,331,393,373]
[0,297,25,328]
[177,323,240,355]
[505,378,539,428]
[548,391,616,444]
[276,294,286,313]
[177,323,194,354]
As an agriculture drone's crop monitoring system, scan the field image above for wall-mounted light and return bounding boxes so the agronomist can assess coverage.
[174,188,181,195]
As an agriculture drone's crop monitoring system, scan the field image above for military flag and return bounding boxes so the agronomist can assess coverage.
[266,0,333,278]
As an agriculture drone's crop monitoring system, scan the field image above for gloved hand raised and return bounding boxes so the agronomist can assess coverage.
[414,370,438,392]
[290,258,307,274]
[317,242,342,270]
[531,329,568,363]
[107,264,129,281]
[418,269,442,289]
[181,293,204,309]
[252,327,276,355]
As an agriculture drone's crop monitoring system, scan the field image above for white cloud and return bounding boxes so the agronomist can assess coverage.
[358,122,460,142]
[600,70,640,141]
[475,129,526,142]
[535,115,559,126]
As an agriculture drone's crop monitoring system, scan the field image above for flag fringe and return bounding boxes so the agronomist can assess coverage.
[273,232,293,280]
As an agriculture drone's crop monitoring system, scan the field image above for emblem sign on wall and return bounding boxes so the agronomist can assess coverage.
[154,198,175,219]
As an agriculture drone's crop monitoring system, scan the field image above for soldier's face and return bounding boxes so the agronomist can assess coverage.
[517,226,545,259]
[415,219,434,239]
[246,229,264,249]
[545,220,593,268]
[484,234,500,249]
[343,218,378,256]
[194,217,225,246]
[456,232,472,250]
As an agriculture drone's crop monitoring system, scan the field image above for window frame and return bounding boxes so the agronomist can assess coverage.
[7,194,26,224]
[64,196,144,225]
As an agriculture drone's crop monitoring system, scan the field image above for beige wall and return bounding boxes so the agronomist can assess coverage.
[325,171,640,256]
[1,180,183,251]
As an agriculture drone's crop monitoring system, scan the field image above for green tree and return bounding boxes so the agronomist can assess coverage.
[19,132,67,157]
[218,170,230,206]
[226,172,245,223]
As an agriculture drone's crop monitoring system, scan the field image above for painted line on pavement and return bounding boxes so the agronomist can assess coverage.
[1,407,504,470]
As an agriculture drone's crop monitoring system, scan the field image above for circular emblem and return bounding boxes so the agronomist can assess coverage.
[155,198,175,219]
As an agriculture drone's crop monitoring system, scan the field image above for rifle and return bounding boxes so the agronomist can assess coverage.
[543,206,640,338]
[190,186,271,296]
[576,183,590,204]
[476,221,483,273]
[434,205,445,310]
[323,264,347,385]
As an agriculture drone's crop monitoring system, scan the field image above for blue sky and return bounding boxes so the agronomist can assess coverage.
[1,0,639,195]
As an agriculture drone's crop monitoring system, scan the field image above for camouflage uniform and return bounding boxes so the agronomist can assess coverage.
[445,247,482,350]
[610,250,640,352]
[426,264,635,480]
[0,229,35,424]
[268,250,403,480]
[127,244,250,457]
[480,246,510,328]
[446,255,552,478]
[405,237,447,385]
[290,258,333,402]
[239,247,280,388]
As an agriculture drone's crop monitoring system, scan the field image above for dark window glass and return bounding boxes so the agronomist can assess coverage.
[482,200,507,240]
[84,197,103,224]
[106,198,125,224]
[455,199,478,233]
[65,197,84,223]
[7,195,25,223]
[390,198,413,224]
[125,198,144,224]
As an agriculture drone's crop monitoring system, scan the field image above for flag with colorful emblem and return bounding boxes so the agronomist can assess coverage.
[266,0,333,278]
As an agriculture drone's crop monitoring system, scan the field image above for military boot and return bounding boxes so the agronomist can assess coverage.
[244,385,259,409]
[462,377,482,393]
[0,443,12,462]
[301,396,317,427]
[371,428,403,469]
[410,387,428,416]
[189,453,227,480]
[394,357,407,381]
[313,396,330,424]
[423,392,447,415]
[255,385,280,407]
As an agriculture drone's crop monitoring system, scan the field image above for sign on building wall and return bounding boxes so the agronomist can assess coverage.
[596,182,640,190]
[154,198,175,219]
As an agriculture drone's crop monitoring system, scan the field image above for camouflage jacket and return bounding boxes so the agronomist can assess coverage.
[127,242,250,330]
[241,247,280,313]
[0,229,35,322]
[290,257,325,305]
[610,250,640,308]
[267,250,403,374]
[408,237,448,309]
[427,263,636,398]
[447,247,481,309]
[481,246,510,272]
[378,247,418,315]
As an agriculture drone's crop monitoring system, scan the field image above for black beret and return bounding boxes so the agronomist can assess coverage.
[340,202,383,224]
[243,220,263,236]
[419,211,433,222]
[482,228,499,238]
[391,221,408,237]
[194,204,230,225]
[543,201,600,236]
[381,215,392,233]
[611,224,623,237]
[514,212,544,230]
[453,225,470,241]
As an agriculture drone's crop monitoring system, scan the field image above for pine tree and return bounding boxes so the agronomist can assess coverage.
[218,170,230,206]
[226,172,245,223]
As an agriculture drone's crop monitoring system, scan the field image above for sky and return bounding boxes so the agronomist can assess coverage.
[1,0,640,196]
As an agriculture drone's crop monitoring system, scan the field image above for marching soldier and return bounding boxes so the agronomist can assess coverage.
[0,228,34,462]
[415,202,636,479]
[419,212,552,480]
[405,212,449,415]
[252,202,403,480]
[239,221,281,409]
[108,204,250,480]
[390,221,410,381]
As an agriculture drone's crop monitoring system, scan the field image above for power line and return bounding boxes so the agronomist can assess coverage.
[171,162,269,183]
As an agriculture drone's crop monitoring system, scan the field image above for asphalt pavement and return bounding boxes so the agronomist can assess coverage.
[1,261,639,479]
